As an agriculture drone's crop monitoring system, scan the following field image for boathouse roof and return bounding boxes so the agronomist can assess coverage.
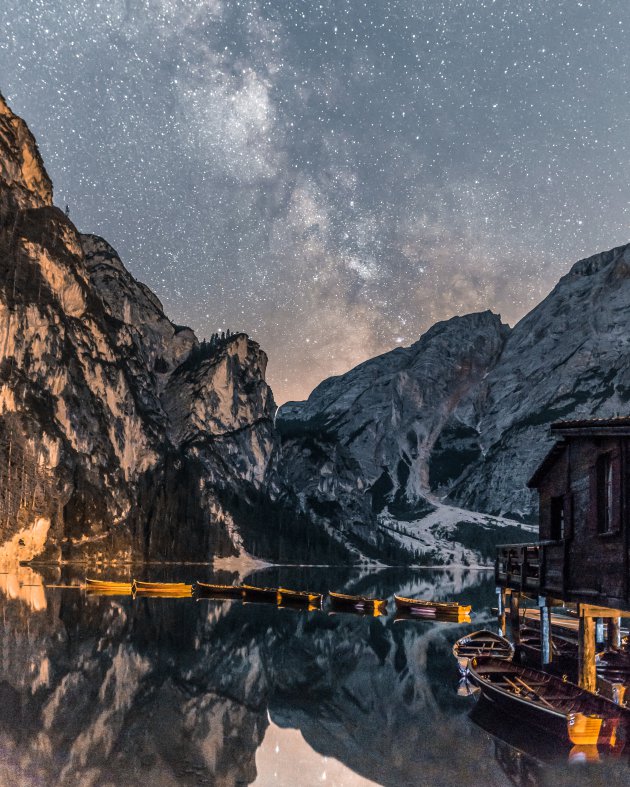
[527,416,630,488]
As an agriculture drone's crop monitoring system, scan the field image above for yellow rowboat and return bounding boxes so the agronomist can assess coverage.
[277,587,323,608]
[328,591,388,616]
[394,594,471,617]
[193,582,243,599]
[134,580,192,597]
[85,578,134,595]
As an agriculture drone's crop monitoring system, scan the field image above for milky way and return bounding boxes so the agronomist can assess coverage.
[1,1,629,402]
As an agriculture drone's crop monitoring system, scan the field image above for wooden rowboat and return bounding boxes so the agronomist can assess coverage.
[193,582,243,599]
[277,587,323,608]
[453,630,514,674]
[468,656,630,749]
[241,584,279,603]
[394,594,471,618]
[134,581,192,597]
[85,578,134,594]
[328,591,387,616]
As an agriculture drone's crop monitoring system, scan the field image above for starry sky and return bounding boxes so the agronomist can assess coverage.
[1,1,629,403]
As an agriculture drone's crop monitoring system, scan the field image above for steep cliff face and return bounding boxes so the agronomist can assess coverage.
[449,242,630,519]
[0,94,276,564]
[277,242,630,555]
[273,312,517,561]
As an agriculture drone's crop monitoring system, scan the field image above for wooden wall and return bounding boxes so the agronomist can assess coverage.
[537,436,628,607]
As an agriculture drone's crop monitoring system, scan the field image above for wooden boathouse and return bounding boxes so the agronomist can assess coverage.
[495,417,630,699]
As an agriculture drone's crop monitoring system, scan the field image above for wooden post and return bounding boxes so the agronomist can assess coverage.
[497,587,507,636]
[509,590,521,644]
[596,617,605,647]
[608,617,622,650]
[539,596,553,667]
[578,611,597,693]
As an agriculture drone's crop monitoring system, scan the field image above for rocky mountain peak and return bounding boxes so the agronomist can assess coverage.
[0,93,53,209]
[0,95,279,564]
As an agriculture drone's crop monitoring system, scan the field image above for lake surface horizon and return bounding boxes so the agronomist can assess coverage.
[1,564,629,786]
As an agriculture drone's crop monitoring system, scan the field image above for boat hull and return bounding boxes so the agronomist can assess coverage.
[453,630,514,674]
[241,585,279,604]
[394,594,471,617]
[193,582,243,599]
[329,592,387,615]
[277,588,323,608]
[468,657,630,749]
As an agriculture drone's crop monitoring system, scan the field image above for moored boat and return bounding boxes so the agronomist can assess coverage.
[241,584,279,603]
[394,594,471,620]
[134,581,192,597]
[328,591,387,616]
[277,587,323,608]
[85,578,134,594]
[193,582,244,599]
[453,630,514,674]
[468,656,630,749]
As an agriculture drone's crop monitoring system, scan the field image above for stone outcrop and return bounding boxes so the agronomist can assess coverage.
[0,93,277,564]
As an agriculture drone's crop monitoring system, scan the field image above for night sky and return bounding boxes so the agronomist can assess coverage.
[1,2,629,403]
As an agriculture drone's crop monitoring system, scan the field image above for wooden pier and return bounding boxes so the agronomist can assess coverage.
[495,417,630,703]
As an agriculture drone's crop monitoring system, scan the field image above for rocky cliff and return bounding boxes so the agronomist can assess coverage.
[0,94,277,564]
[449,242,630,518]
[276,243,630,559]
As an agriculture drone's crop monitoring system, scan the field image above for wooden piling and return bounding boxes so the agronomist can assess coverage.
[607,617,622,650]
[508,590,521,644]
[578,610,597,693]
[497,587,507,636]
[539,596,553,667]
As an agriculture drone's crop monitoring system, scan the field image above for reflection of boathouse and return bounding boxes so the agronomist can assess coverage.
[496,418,630,698]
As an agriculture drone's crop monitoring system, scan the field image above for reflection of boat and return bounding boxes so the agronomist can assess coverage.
[394,609,471,624]
[241,584,279,603]
[193,582,243,599]
[85,578,134,595]
[277,588,323,608]
[394,594,471,618]
[468,656,630,748]
[453,630,514,674]
[328,591,387,616]
[134,581,192,597]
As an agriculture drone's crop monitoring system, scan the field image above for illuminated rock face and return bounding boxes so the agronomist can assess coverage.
[276,242,630,557]
[0,94,276,562]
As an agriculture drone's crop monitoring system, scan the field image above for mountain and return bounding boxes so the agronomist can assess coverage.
[0,93,281,564]
[275,245,630,562]
[449,243,630,517]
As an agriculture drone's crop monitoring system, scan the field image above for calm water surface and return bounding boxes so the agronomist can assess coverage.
[1,565,630,786]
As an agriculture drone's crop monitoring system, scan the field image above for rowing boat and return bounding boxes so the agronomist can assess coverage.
[394,594,471,617]
[453,630,514,674]
[328,591,388,616]
[85,578,134,594]
[468,656,630,749]
[277,587,323,608]
[241,584,279,603]
[134,581,192,597]
[193,582,243,599]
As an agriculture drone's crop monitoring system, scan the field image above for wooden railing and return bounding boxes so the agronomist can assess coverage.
[496,540,569,595]
[495,543,541,592]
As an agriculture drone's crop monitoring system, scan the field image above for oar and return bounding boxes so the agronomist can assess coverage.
[514,676,555,709]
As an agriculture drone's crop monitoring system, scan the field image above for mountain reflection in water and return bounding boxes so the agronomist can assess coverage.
[0,566,629,786]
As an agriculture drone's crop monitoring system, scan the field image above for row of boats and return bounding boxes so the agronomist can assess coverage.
[84,578,471,620]
[453,629,630,751]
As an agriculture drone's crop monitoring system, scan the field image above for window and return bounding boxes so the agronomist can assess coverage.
[550,496,565,540]
[596,454,615,534]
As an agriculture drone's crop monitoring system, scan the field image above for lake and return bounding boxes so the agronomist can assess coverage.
[1,565,629,786]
